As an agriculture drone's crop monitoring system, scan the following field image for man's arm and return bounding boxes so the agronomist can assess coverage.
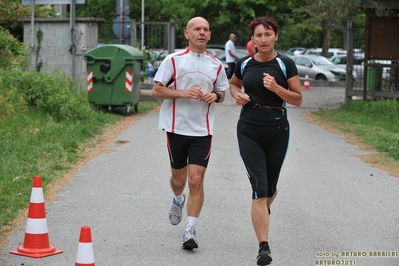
[152,81,203,100]
[228,49,239,61]
[152,81,182,99]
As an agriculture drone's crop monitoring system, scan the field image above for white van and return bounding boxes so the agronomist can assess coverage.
[305,48,347,59]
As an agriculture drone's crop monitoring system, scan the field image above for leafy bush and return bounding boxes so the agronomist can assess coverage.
[0,68,95,122]
[0,79,28,117]
[0,26,28,69]
[0,26,99,122]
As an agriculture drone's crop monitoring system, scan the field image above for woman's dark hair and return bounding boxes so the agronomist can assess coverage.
[248,16,279,35]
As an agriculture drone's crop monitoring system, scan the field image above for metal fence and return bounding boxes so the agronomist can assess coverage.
[97,20,175,52]
[97,19,176,88]
[351,23,398,92]
[345,21,399,103]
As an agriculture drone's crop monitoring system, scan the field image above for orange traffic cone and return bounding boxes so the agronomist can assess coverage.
[10,175,62,258]
[75,226,95,266]
[303,73,311,90]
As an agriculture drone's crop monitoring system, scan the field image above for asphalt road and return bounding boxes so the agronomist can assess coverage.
[1,86,398,266]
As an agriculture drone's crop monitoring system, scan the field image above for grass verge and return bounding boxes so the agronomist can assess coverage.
[0,101,160,248]
[309,99,399,177]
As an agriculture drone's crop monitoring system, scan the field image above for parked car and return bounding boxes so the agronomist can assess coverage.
[206,44,226,51]
[153,50,168,74]
[369,60,391,80]
[206,48,223,57]
[330,54,391,81]
[287,47,307,55]
[304,48,347,59]
[146,61,155,77]
[330,54,364,65]
[292,55,347,81]
[275,50,293,57]
[153,49,185,74]
[330,54,364,80]
[207,44,247,51]
[148,49,164,62]
[216,49,248,72]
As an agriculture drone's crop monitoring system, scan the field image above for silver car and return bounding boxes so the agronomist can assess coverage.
[330,54,391,81]
[292,55,347,81]
[329,54,362,80]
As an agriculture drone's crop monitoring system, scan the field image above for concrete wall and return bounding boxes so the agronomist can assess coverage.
[21,18,105,89]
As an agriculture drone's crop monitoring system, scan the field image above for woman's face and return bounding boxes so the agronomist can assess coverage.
[253,24,278,53]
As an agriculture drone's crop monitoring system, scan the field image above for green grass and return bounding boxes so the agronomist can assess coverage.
[312,99,399,160]
[0,100,160,242]
[0,28,161,244]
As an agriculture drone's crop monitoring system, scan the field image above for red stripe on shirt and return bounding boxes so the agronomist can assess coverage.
[205,103,211,135]
[171,57,177,133]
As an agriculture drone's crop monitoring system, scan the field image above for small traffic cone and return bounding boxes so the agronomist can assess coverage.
[303,73,311,90]
[75,226,95,266]
[10,175,62,258]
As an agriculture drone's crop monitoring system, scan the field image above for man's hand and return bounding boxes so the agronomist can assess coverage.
[182,87,203,99]
[201,92,218,104]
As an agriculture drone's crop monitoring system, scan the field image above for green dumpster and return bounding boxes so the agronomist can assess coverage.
[367,66,382,91]
[84,44,143,115]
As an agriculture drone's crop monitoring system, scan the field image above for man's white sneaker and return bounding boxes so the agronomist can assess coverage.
[182,224,198,250]
[168,194,185,225]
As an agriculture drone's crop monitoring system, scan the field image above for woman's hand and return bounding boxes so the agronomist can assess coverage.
[263,73,278,92]
[235,92,250,106]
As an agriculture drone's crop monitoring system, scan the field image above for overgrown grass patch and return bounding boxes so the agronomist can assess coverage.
[0,100,160,242]
[312,99,399,160]
[0,109,117,230]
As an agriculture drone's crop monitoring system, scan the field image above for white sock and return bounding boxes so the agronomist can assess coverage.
[187,216,198,228]
[174,193,185,205]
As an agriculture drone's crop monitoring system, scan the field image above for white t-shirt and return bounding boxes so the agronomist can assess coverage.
[154,48,229,136]
[293,50,301,56]
[225,40,236,63]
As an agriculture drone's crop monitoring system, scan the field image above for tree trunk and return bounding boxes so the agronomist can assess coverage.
[341,21,348,51]
[321,19,332,58]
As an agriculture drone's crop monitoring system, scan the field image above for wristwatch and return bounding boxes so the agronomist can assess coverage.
[212,91,222,103]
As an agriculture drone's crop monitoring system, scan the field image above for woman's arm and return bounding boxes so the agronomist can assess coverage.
[229,75,250,106]
[263,74,302,107]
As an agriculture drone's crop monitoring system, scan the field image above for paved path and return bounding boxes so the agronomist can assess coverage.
[1,87,398,266]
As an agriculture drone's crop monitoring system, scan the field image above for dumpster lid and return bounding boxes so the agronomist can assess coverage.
[84,44,144,60]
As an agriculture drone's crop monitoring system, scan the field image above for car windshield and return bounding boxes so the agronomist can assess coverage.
[332,57,346,64]
[156,51,169,61]
[310,56,334,66]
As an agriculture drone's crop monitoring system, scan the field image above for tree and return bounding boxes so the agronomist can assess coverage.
[294,0,362,57]
[0,0,57,39]
[9,0,366,53]
[74,0,300,48]
[75,0,116,20]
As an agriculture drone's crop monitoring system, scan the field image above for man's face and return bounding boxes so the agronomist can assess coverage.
[185,18,211,50]
[232,35,237,42]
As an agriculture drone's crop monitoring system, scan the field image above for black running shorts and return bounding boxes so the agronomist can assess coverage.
[237,119,289,199]
[166,132,212,169]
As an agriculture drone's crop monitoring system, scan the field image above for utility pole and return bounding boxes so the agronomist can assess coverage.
[119,0,123,44]
[141,0,144,49]
[70,0,76,80]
